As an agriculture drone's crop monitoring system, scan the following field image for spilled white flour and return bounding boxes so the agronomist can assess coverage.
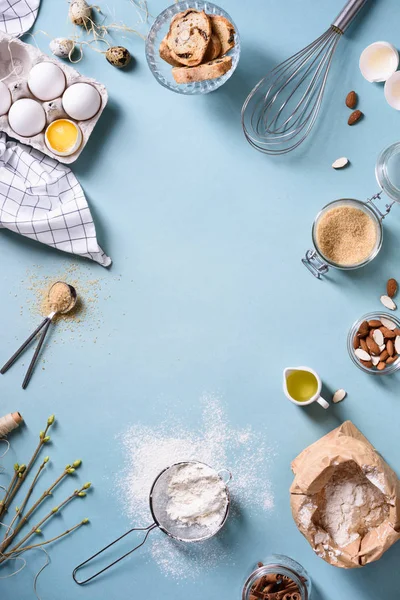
[116,394,276,579]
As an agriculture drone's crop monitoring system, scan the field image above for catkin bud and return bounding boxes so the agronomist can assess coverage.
[52,507,58,513]
[47,415,55,425]
[66,468,75,474]
[78,492,86,497]
[72,460,82,468]
[82,518,89,524]
[43,436,50,443]
[43,456,50,463]
[35,529,42,534]
[83,482,91,489]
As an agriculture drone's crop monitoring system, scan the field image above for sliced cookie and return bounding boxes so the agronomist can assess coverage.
[203,34,222,62]
[172,56,232,84]
[210,14,235,55]
[159,36,183,67]
[166,9,211,67]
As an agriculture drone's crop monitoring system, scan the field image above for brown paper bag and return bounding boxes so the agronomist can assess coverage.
[290,421,400,568]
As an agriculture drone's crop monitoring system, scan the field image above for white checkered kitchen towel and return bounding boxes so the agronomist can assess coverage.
[0,0,40,37]
[0,133,111,266]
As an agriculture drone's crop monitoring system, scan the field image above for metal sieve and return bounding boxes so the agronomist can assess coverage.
[302,142,400,280]
[72,460,231,584]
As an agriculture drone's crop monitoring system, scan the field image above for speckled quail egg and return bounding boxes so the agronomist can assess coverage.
[28,62,66,101]
[0,81,11,116]
[50,38,75,59]
[8,98,46,137]
[105,46,131,69]
[69,0,92,26]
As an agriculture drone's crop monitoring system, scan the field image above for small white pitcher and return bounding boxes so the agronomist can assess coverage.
[283,366,329,409]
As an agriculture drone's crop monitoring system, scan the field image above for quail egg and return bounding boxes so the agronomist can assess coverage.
[105,46,131,68]
[50,38,75,60]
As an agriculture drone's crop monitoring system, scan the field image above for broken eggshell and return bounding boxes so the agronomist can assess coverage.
[384,71,400,110]
[359,41,399,83]
[50,38,75,60]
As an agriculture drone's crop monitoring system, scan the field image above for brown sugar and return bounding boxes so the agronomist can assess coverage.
[316,205,377,266]
[47,282,73,314]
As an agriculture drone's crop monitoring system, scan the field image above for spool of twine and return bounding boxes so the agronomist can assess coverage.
[0,412,23,437]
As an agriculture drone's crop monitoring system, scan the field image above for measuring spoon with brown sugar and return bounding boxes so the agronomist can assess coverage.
[1,281,77,389]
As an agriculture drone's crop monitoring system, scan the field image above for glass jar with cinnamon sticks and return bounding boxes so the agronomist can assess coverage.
[242,555,311,600]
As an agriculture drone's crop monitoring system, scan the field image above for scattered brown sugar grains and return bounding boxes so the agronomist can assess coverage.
[316,205,377,266]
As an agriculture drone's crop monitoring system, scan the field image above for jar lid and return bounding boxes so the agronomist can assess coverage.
[376,142,400,202]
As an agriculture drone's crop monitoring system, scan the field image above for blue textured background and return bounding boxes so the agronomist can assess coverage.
[1,0,400,598]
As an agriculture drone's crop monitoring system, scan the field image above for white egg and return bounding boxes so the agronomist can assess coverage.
[62,82,101,121]
[359,41,399,83]
[385,71,400,110]
[28,62,66,101]
[8,98,46,137]
[0,81,11,115]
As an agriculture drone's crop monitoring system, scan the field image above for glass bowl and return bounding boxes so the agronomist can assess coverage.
[242,555,311,600]
[312,198,383,271]
[347,312,400,375]
[145,1,240,94]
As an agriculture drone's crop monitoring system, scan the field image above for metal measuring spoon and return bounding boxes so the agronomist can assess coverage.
[1,281,78,389]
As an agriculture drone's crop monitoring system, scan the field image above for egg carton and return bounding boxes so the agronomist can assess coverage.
[0,32,108,164]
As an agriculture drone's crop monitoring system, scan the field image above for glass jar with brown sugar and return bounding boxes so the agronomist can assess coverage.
[242,555,312,600]
[302,142,400,279]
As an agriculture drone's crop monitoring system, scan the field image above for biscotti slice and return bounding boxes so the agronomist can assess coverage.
[203,34,222,62]
[166,9,211,67]
[172,56,232,84]
[159,36,183,67]
[210,14,235,55]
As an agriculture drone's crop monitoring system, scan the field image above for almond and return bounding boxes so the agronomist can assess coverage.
[372,355,380,366]
[348,109,363,125]
[394,328,400,336]
[395,336,400,354]
[380,295,397,310]
[332,389,347,403]
[366,336,380,356]
[357,321,370,338]
[355,348,371,361]
[368,320,382,328]
[387,278,398,298]
[377,362,386,371]
[360,338,369,353]
[379,350,389,362]
[387,339,394,356]
[360,359,373,368]
[380,317,396,330]
[372,329,384,346]
[346,91,357,109]
[353,335,360,350]
[380,326,396,339]
[386,355,398,364]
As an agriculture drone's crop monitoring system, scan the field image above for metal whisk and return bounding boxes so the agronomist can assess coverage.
[241,0,369,155]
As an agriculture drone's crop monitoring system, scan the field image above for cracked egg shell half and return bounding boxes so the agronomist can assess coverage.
[45,119,83,156]
[359,41,399,83]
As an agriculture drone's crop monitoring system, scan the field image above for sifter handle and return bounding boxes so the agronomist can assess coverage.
[332,0,369,33]
[72,524,157,584]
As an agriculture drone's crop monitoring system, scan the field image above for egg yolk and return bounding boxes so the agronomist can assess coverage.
[46,119,79,153]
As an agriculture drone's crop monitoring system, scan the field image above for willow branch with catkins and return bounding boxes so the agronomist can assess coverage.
[0,415,91,571]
